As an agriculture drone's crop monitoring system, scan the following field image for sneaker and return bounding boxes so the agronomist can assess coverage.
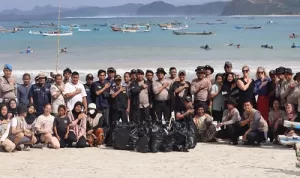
[17,144,25,151]
[41,144,48,150]
[23,145,31,151]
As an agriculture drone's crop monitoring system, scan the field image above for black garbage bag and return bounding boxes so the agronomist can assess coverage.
[104,126,113,147]
[161,132,187,152]
[135,123,150,153]
[150,123,167,153]
[129,126,139,150]
[112,123,132,150]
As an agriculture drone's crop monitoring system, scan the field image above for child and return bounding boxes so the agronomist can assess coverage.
[54,105,71,148]
[24,104,38,147]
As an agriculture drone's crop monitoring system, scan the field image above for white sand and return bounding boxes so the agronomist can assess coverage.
[0,143,299,178]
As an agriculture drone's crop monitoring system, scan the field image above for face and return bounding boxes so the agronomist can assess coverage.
[75,104,82,113]
[58,107,66,116]
[257,70,265,79]
[277,74,285,80]
[225,66,232,73]
[197,107,205,116]
[206,69,212,76]
[242,67,249,77]
[227,103,234,110]
[98,72,106,81]
[184,101,192,109]
[86,78,93,85]
[124,73,131,83]
[71,75,79,84]
[23,75,31,85]
[9,100,17,109]
[227,74,234,82]
[243,102,252,112]
[108,71,115,79]
[28,106,35,114]
[284,73,292,80]
[115,79,121,85]
[64,72,71,80]
[273,100,280,110]
[270,74,276,81]
[39,77,46,85]
[179,74,185,81]
[44,105,52,115]
[146,72,153,81]
[55,75,62,85]
[3,69,11,77]
[286,104,293,114]
[169,69,177,79]
[196,72,205,79]
[137,73,144,81]
[131,73,137,81]
[297,76,300,83]
[1,106,8,116]
[156,72,165,80]
[216,76,222,84]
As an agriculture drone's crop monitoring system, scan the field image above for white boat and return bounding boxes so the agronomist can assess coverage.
[161,26,187,31]
[78,28,91,32]
[71,24,80,29]
[42,31,73,36]
[29,31,42,35]
[122,29,137,33]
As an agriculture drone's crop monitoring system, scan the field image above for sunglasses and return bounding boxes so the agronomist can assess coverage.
[257,71,264,74]
[242,70,249,73]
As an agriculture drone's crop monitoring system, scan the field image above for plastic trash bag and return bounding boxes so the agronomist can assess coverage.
[150,123,167,153]
[161,132,187,152]
[135,123,150,153]
[112,123,132,150]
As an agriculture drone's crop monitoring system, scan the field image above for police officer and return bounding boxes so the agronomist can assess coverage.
[146,70,155,121]
[129,69,151,124]
[28,72,51,116]
[110,75,129,127]
[84,74,94,105]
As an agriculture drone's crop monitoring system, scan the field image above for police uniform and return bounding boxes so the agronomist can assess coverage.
[28,83,51,116]
[84,74,94,105]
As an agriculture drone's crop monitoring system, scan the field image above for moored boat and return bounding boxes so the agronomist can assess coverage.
[42,31,73,36]
[173,31,214,35]
[111,26,122,32]
[235,26,261,29]
[29,31,43,35]
[78,28,91,32]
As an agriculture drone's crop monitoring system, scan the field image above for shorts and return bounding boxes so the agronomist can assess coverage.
[8,135,31,144]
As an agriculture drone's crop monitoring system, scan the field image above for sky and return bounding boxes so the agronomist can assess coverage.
[0,0,228,11]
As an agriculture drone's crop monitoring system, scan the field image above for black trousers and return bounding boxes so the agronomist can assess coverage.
[154,101,170,122]
[150,107,156,122]
[101,108,110,127]
[246,130,265,144]
[111,109,128,128]
[67,132,86,148]
[216,123,240,143]
[212,110,223,123]
[130,107,150,124]
[268,124,287,142]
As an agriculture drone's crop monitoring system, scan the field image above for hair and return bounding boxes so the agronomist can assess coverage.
[63,68,72,75]
[124,72,130,77]
[242,65,250,70]
[243,100,253,106]
[72,71,79,76]
[256,66,269,79]
[214,73,223,82]
[146,70,154,75]
[58,105,66,112]
[22,73,31,79]
[44,103,52,108]
[55,74,63,80]
[169,67,176,72]
[196,104,207,113]
[97,69,106,76]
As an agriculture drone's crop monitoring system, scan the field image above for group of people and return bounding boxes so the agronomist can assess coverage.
[0,61,299,153]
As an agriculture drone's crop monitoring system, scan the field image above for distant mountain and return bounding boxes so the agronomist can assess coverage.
[222,0,300,15]
[0,5,70,16]
[136,1,179,15]
[179,2,229,15]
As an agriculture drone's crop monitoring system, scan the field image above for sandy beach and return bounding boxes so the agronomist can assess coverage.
[0,142,299,178]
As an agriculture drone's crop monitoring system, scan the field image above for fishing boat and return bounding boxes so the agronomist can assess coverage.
[78,28,91,32]
[29,31,43,35]
[71,24,80,29]
[235,26,261,29]
[93,28,101,31]
[42,31,73,36]
[173,31,214,35]
[161,25,188,31]
[111,26,122,32]
[99,23,109,27]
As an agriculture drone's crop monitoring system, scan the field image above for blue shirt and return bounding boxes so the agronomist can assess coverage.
[254,77,271,96]
[28,83,51,115]
[84,84,92,105]
[17,84,31,106]
[91,80,110,110]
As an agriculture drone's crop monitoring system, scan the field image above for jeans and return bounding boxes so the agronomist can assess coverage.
[67,132,86,148]
[246,130,266,144]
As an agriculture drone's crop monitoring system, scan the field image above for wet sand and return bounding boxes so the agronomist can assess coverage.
[0,142,299,178]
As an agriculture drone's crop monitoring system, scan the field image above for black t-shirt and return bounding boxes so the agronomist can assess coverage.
[54,116,70,134]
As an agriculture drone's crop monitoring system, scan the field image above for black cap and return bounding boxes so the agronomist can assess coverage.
[195,66,205,73]
[156,67,166,74]
[114,75,122,80]
[136,69,144,75]
[17,105,27,114]
[224,61,232,68]
[294,72,300,81]
[204,65,214,74]
[130,69,137,74]
[107,67,116,73]
[275,67,285,74]
[269,70,276,76]
[86,73,94,80]
[284,68,293,75]
[183,96,192,103]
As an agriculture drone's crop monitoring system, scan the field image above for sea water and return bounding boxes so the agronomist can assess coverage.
[0,16,299,81]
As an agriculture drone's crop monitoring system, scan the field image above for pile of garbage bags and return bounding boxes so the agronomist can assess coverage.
[110,119,197,153]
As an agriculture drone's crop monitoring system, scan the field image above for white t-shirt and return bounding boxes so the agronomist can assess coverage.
[11,116,25,129]
[64,82,87,111]
[35,114,55,134]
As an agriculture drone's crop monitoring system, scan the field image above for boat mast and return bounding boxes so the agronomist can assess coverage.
[55,0,61,73]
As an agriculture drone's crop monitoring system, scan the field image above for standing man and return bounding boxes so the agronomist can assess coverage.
[17,73,32,106]
[152,68,171,122]
[222,62,235,80]
[63,68,72,84]
[172,70,191,112]
[129,69,151,124]
[130,69,137,82]
[84,74,94,105]
[146,70,155,121]
[0,64,16,103]
[275,67,286,109]
[191,66,212,111]
[204,65,214,82]
[28,73,51,116]
[64,71,87,112]
[267,70,278,109]
[106,67,116,85]
[91,70,110,126]
[281,68,298,109]
[168,67,177,82]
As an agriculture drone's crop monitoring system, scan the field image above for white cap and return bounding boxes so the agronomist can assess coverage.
[88,103,96,110]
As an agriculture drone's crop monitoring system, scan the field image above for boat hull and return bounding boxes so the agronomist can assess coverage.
[42,32,73,36]
[173,31,214,35]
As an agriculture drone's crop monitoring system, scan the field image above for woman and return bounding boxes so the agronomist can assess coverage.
[268,100,285,143]
[221,72,239,103]
[193,105,216,142]
[237,66,255,114]
[254,67,271,122]
[211,73,224,122]
[0,105,11,139]
[282,104,299,137]
[216,98,241,145]
[123,72,131,87]
[24,104,38,146]
[7,99,17,118]
[35,104,60,149]
[86,103,104,147]
[50,74,66,116]
[67,101,87,148]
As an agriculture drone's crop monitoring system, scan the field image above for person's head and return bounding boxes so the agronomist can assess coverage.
[256,66,268,79]
[130,69,137,81]
[43,104,52,116]
[226,98,236,110]
[196,105,206,116]
[124,72,131,83]
[0,105,8,117]
[195,66,206,80]
[114,75,122,85]
[224,62,232,73]
[8,99,17,109]
[294,72,300,83]
[136,69,145,81]
[88,103,97,116]
[86,73,94,85]
[215,73,223,84]
[107,67,116,80]
[204,65,214,76]
[27,104,36,114]
[55,74,63,85]
[97,69,106,81]
[17,105,27,117]
[63,68,72,80]
[269,70,276,81]
[57,105,67,117]
[178,70,186,82]
[285,103,295,115]
[284,68,293,81]
[22,73,31,85]
[275,67,285,80]
[242,65,250,77]
[73,101,84,113]
[272,100,280,110]
[38,72,47,85]
[183,96,193,109]
[71,71,80,84]
[146,70,154,81]
[3,64,12,78]
[156,68,166,80]
[226,73,235,83]
[243,101,253,113]
[169,67,177,79]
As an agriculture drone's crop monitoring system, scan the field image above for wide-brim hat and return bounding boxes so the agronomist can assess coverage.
[114,75,122,80]
[275,67,285,74]
[284,68,293,75]
[38,72,47,79]
[204,65,214,74]
[195,66,205,73]
[156,67,166,74]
